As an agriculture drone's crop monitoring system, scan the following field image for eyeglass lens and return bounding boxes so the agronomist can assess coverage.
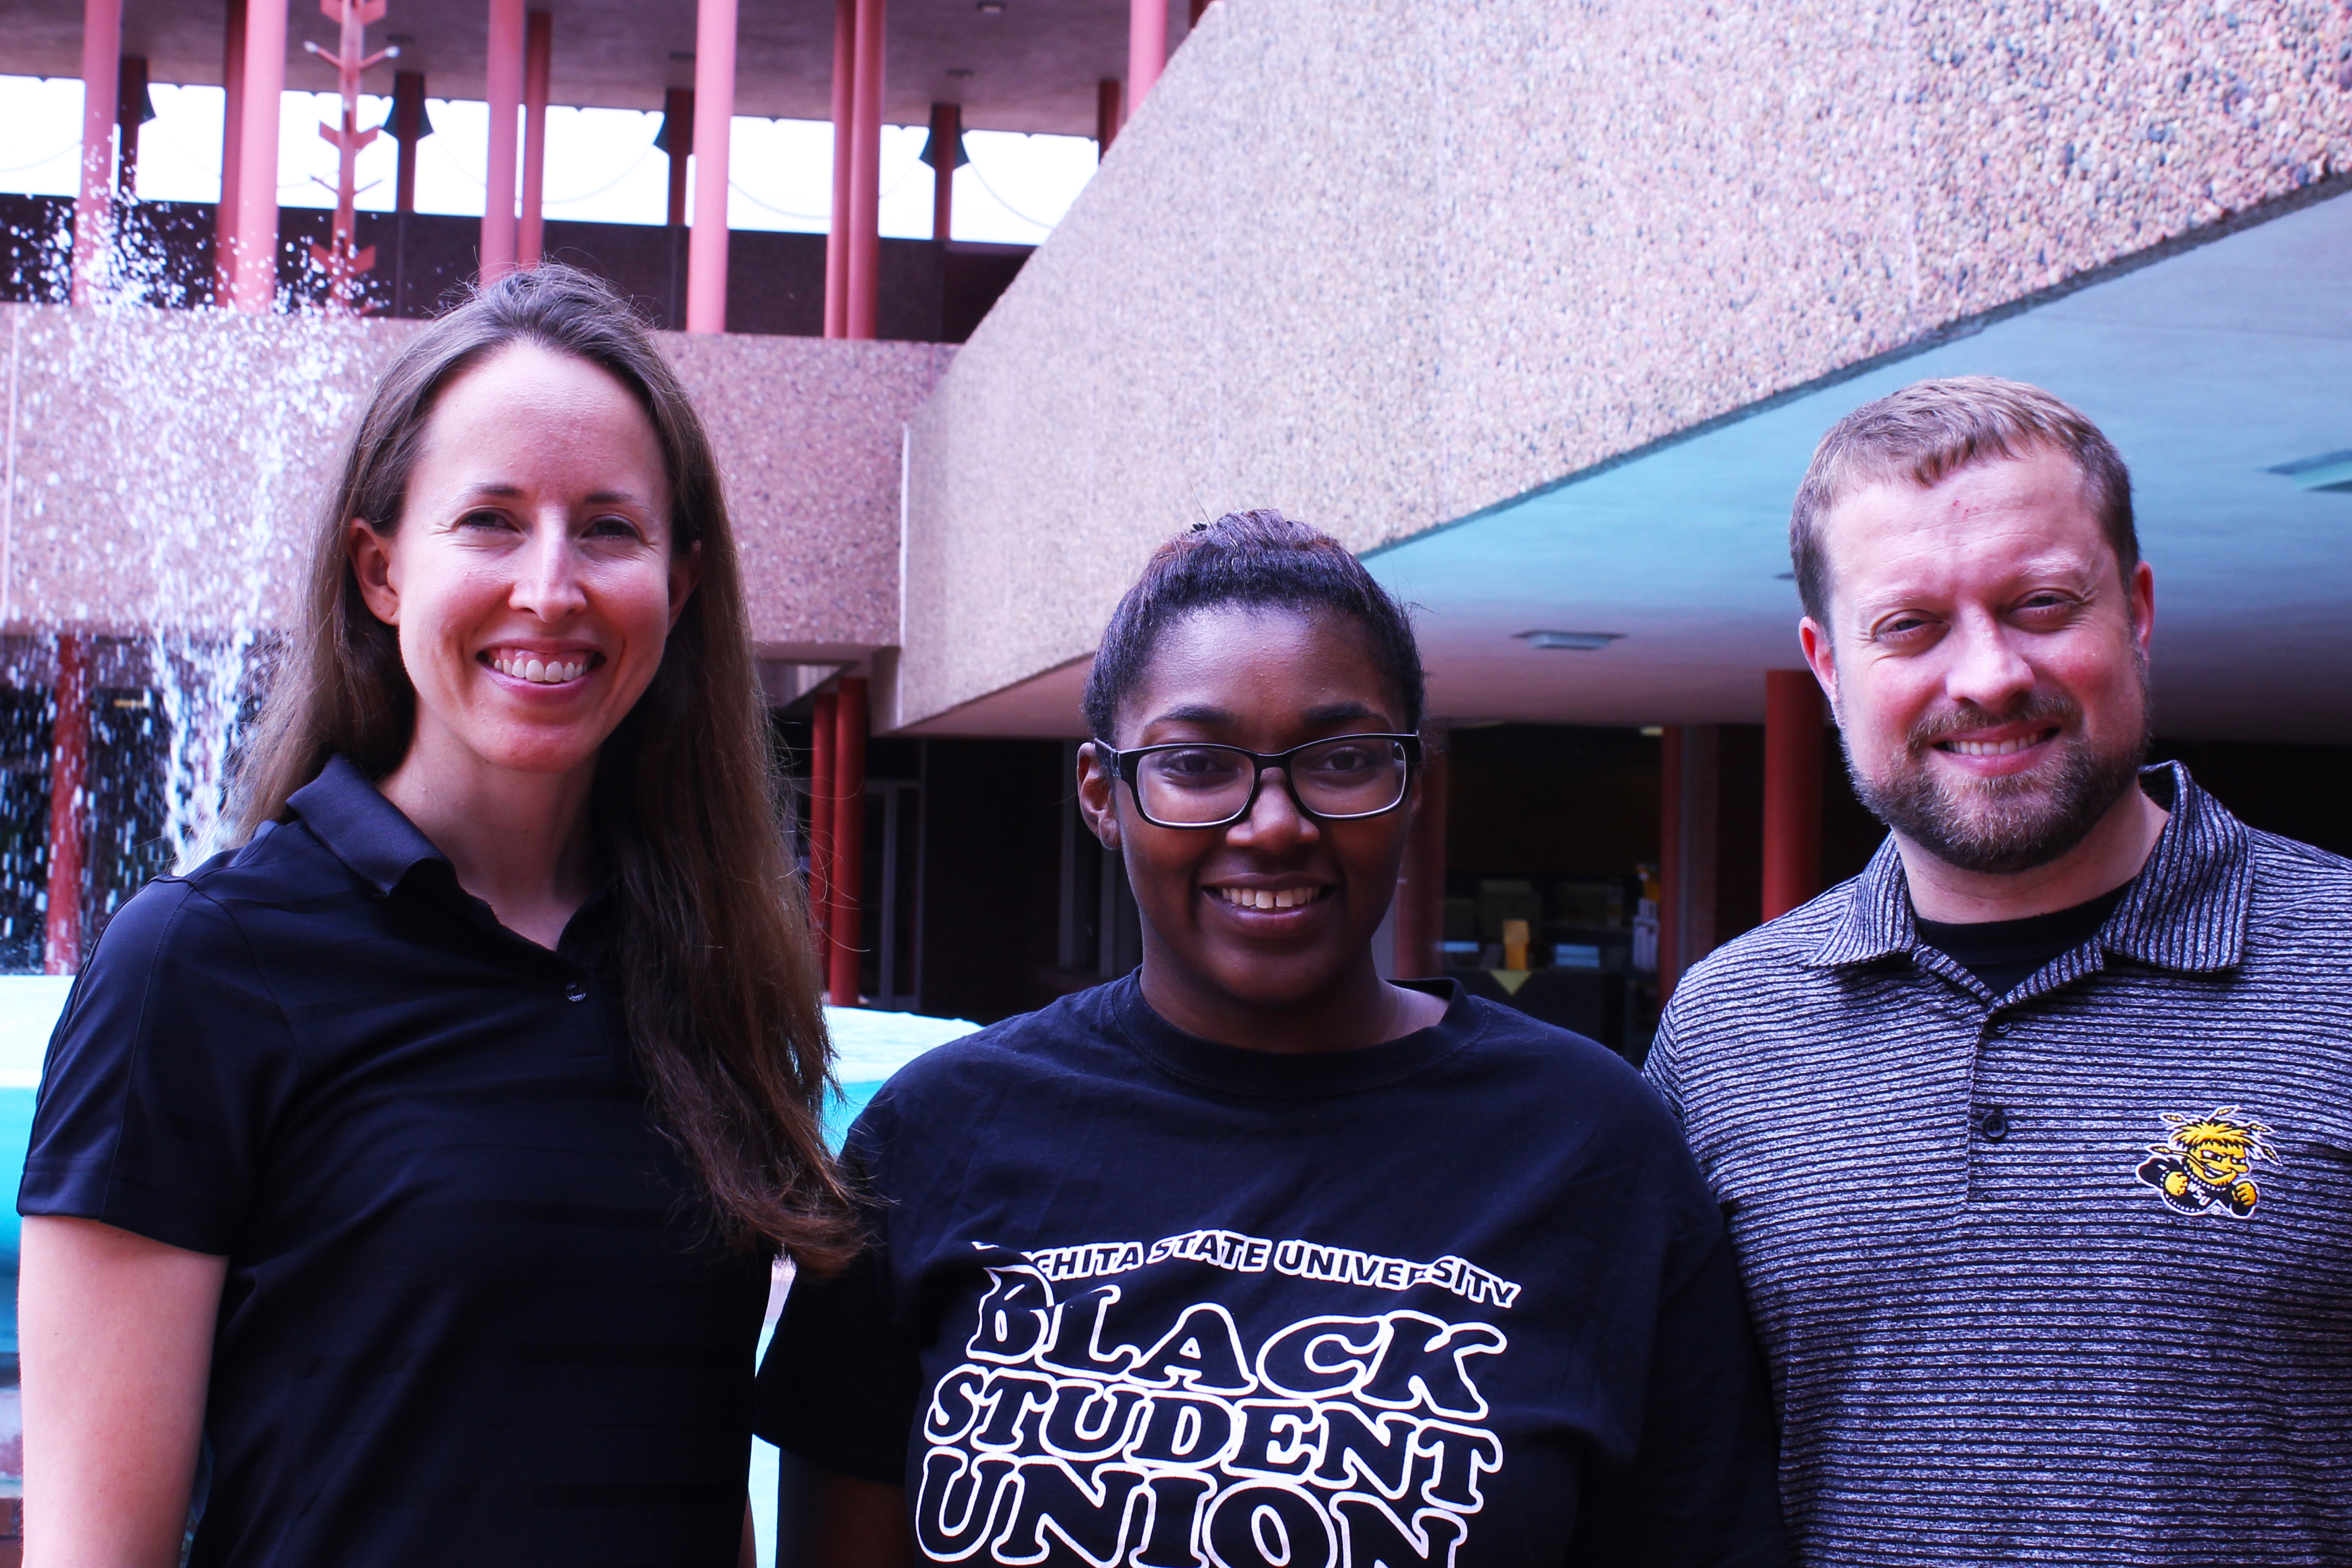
[1134,738,1410,825]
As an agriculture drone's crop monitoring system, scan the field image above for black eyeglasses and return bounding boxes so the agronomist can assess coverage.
[1094,733,1422,830]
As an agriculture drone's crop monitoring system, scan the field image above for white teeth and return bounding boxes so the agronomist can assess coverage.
[1947,735,2037,757]
[491,654,589,684]
[1215,886,1319,910]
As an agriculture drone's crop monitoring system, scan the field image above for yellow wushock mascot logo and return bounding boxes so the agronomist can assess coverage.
[2136,1107,2280,1218]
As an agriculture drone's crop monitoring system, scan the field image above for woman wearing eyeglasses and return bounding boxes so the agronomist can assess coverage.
[755,510,1784,1567]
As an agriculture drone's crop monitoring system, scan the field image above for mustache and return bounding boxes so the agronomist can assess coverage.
[1904,690,2080,752]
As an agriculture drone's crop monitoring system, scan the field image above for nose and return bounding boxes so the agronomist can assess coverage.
[1941,607,2036,714]
[1224,765,1319,851]
[510,511,588,622]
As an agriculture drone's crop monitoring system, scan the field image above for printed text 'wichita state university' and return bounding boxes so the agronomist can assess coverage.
[1027,1229,1521,1310]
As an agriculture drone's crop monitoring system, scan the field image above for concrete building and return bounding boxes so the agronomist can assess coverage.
[2,0,2348,1042]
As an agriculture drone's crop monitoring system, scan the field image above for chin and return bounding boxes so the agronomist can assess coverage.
[1205,947,1350,1008]
[468,726,612,778]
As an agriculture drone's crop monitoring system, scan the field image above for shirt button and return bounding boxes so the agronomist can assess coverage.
[1980,1106,2010,1143]
[564,980,588,1003]
[1985,1020,2010,1038]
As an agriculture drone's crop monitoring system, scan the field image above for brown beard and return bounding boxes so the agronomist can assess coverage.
[1841,680,2152,876]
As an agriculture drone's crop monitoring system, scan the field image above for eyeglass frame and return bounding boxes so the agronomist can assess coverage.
[1090,733,1425,830]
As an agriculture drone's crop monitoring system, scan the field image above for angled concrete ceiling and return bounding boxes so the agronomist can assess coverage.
[1365,187,2352,743]
[0,0,1185,134]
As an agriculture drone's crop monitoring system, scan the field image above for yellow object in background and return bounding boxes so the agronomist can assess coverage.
[1502,919,1531,970]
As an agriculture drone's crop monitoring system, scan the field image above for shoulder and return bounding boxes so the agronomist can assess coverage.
[871,985,1127,1111]
[1440,995,1713,1197]
[2240,826,2352,969]
[1446,992,1672,1123]
[1666,877,1860,1028]
[63,820,360,1029]
[77,866,256,988]
[2245,825,2352,896]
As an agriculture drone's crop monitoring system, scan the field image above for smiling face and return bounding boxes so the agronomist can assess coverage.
[351,342,697,786]
[1799,446,2155,876]
[1078,604,1417,1017]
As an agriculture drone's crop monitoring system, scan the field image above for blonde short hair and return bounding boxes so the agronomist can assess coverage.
[1789,375,2136,626]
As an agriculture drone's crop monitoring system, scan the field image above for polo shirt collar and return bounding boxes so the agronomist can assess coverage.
[1806,760,2251,975]
[285,754,451,895]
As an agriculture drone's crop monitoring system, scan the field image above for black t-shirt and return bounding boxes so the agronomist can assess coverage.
[755,974,1783,1568]
[1914,881,2134,996]
[19,757,768,1568]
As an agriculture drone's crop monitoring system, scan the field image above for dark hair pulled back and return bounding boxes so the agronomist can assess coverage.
[1082,510,1425,740]
[235,263,856,1269]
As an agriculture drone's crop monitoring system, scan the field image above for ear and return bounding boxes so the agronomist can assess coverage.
[2127,559,2155,657]
[667,539,703,632]
[349,520,400,626]
[1076,742,1121,851]
[1798,616,1840,710]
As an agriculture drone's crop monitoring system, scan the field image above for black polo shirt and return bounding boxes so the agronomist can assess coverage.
[19,756,768,1568]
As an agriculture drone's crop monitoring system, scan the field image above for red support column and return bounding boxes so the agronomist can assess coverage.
[71,0,123,306]
[660,87,693,229]
[1391,733,1448,979]
[517,11,551,266]
[843,0,886,339]
[685,0,737,332]
[115,55,148,195]
[1658,727,1682,999]
[927,101,958,241]
[1658,724,1722,1000]
[228,0,285,312]
[1127,0,1165,122]
[1095,78,1121,156]
[808,690,836,948]
[480,0,525,281]
[215,0,246,304]
[391,71,426,213]
[44,637,88,975]
[823,0,853,337]
[828,678,869,1005]
[1762,670,1826,921]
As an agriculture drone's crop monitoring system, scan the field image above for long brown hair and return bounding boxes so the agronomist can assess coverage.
[236,264,855,1267]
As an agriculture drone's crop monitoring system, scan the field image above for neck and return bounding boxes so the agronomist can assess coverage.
[379,732,601,950]
[1138,945,1436,1055]
[1898,781,2169,924]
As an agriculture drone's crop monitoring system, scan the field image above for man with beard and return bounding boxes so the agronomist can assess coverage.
[1646,375,2352,1566]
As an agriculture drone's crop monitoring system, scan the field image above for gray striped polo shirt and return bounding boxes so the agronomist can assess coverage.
[1647,762,2352,1564]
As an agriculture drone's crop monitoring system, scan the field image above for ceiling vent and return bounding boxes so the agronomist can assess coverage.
[2265,450,2352,493]
[1516,631,1624,651]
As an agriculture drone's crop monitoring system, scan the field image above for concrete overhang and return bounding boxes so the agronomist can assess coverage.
[888,0,2352,742]
[0,0,1186,136]
[1370,186,2352,743]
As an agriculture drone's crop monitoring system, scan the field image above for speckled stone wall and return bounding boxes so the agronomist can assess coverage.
[897,0,2352,727]
[0,304,945,652]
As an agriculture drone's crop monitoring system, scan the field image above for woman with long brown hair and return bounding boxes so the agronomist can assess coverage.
[16,265,848,1567]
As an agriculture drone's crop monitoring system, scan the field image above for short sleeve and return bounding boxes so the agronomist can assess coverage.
[1565,1191,1787,1566]
[753,1111,924,1484]
[1643,1010,1688,1124]
[17,878,297,1254]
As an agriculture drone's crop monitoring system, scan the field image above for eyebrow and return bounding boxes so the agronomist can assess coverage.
[1302,701,1382,724]
[1141,699,1390,729]
[1146,703,1234,727]
[458,485,650,507]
